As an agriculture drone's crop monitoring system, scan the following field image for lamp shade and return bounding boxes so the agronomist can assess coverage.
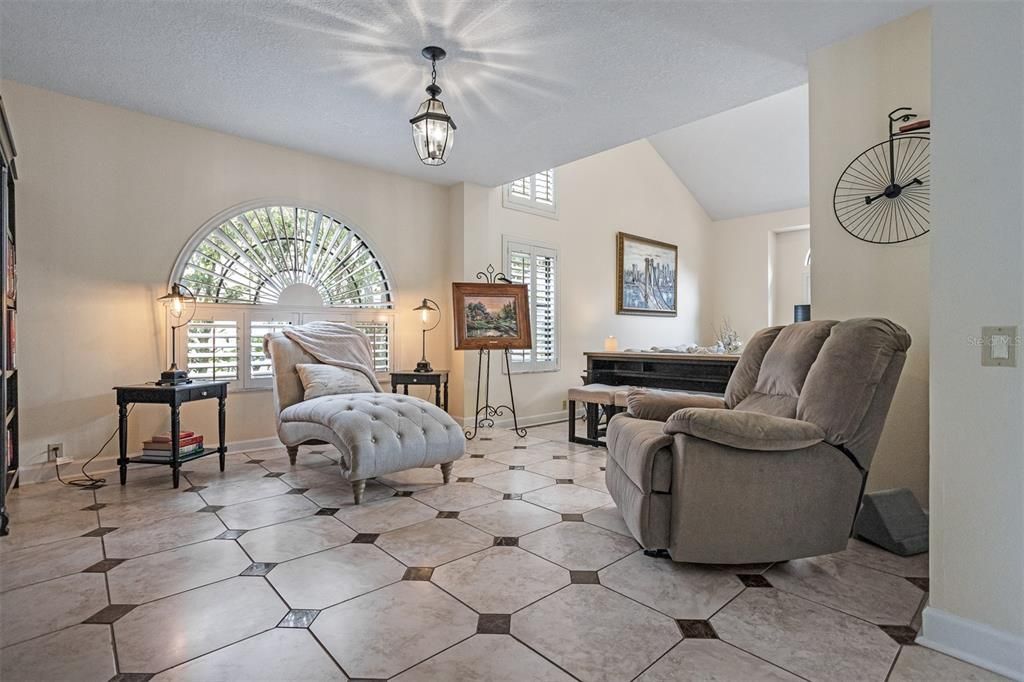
[158,282,196,321]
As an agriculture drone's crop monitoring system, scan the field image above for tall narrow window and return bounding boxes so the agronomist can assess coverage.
[502,169,557,218]
[504,237,559,372]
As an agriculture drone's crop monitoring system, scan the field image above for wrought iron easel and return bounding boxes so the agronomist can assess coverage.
[464,265,528,440]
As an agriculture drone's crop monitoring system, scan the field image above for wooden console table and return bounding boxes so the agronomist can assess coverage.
[584,352,741,394]
[114,381,228,488]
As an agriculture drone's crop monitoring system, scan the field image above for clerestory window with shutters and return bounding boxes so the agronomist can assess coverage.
[502,169,557,218]
[503,237,559,373]
[172,203,395,389]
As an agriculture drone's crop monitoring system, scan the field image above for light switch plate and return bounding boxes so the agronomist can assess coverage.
[981,326,1017,367]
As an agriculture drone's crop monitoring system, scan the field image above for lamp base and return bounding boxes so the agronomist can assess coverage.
[157,369,192,386]
[414,360,433,373]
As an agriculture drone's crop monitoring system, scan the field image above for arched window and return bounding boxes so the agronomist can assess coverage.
[171,204,394,388]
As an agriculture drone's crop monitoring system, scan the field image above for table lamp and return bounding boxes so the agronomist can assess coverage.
[157,282,197,385]
[413,298,440,372]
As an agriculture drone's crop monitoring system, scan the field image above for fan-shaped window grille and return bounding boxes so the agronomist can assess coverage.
[179,206,392,308]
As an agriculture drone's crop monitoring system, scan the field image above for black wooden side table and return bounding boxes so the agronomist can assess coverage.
[114,381,229,488]
[389,370,449,412]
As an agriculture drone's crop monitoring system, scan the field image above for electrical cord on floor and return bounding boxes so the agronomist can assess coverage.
[56,404,134,488]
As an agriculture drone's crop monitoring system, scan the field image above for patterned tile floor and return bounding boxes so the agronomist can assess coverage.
[0,421,1007,681]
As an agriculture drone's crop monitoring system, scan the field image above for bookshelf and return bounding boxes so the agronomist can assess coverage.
[1,95,17,536]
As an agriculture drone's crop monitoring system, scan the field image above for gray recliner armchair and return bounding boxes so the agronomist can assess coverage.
[606,318,911,564]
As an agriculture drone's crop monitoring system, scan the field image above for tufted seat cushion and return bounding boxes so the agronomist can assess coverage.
[279,393,464,480]
[567,383,622,405]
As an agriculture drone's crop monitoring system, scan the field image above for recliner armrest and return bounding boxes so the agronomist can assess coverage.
[626,389,726,422]
[664,408,825,451]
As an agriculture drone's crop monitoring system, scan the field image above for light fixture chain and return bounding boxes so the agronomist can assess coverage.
[431,58,437,86]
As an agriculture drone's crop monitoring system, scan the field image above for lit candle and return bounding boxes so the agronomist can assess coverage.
[604,336,618,352]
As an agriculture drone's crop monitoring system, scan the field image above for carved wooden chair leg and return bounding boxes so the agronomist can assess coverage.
[440,461,454,484]
[352,479,367,505]
[286,445,299,465]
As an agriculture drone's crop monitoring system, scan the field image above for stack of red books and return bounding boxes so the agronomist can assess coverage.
[142,431,204,459]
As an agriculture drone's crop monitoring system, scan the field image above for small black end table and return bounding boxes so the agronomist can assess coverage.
[389,370,449,412]
[114,381,229,488]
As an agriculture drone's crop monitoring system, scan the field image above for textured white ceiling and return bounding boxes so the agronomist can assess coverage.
[650,85,809,221]
[0,1,921,187]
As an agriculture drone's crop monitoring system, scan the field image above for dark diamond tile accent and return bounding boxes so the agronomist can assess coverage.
[245,459,265,464]
[216,529,247,540]
[263,472,286,478]
[552,455,568,460]
[240,562,277,576]
[456,477,474,483]
[880,624,918,645]
[197,505,224,513]
[393,491,414,497]
[600,466,606,471]
[570,571,600,585]
[81,526,118,537]
[403,567,434,581]
[502,493,522,501]
[677,620,718,639]
[82,558,125,573]
[310,449,325,454]
[315,508,341,516]
[437,511,460,519]
[561,513,585,522]
[469,454,485,460]
[906,576,929,591]
[556,479,574,485]
[109,674,154,682]
[513,445,527,450]
[480,437,493,441]
[286,488,309,494]
[183,485,207,493]
[352,533,379,544]
[278,608,319,628]
[349,679,388,682]
[83,604,137,624]
[477,613,511,634]
[509,465,524,471]
[738,574,772,588]
[493,536,518,547]
[81,503,107,511]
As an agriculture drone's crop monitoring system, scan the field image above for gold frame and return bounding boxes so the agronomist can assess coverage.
[452,282,533,350]
[616,232,678,316]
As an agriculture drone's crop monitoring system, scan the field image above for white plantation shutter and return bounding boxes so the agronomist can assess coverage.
[249,317,297,384]
[504,238,559,372]
[352,320,391,373]
[502,169,557,217]
[187,319,240,381]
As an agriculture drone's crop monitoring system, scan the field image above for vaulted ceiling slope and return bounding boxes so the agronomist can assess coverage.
[650,85,809,221]
[0,1,921,188]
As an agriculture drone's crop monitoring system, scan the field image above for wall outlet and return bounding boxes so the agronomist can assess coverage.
[47,443,64,463]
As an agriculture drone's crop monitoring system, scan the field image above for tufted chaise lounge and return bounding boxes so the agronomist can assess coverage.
[265,328,465,504]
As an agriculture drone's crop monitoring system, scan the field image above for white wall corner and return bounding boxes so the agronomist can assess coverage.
[918,606,1024,681]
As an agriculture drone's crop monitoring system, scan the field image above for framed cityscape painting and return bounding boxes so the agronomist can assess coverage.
[452,282,533,350]
[616,232,678,316]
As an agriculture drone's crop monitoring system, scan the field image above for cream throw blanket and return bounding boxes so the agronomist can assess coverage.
[264,321,383,392]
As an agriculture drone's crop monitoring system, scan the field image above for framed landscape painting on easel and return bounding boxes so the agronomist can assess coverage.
[452,282,532,350]
[616,232,678,316]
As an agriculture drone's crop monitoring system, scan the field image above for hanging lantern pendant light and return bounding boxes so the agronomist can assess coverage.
[410,46,456,166]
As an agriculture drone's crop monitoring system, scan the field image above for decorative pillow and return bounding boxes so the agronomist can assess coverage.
[296,363,375,400]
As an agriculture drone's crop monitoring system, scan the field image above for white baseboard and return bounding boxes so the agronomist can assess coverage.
[16,436,286,486]
[918,606,1024,680]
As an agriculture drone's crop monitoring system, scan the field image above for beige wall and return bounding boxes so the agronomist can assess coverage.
[707,207,810,342]
[808,10,931,502]
[925,2,1024,673]
[3,80,453,475]
[453,140,713,424]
